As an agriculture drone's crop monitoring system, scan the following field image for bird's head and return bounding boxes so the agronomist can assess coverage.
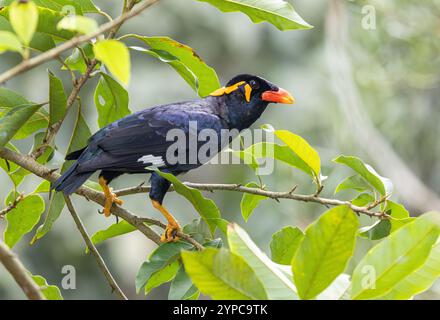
[209,74,295,129]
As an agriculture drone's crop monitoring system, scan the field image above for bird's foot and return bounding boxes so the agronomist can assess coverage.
[103,188,124,217]
[161,223,181,243]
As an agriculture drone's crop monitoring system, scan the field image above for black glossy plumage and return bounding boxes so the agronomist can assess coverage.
[53,74,281,203]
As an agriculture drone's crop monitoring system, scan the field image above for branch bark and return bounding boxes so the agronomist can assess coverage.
[0,147,162,245]
[115,183,387,218]
[0,0,160,85]
[0,241,45,300]
[64,196,128,300]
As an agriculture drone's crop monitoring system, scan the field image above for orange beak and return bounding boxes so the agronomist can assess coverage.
[261,87,295,104]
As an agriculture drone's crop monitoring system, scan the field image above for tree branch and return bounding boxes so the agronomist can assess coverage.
[0,241,45,300]
[0,0,161,85]
[0,147,205,251]
[63,195,128,300]
[114,183,388,218]
[0,192,24,217]
[0,147,162,245]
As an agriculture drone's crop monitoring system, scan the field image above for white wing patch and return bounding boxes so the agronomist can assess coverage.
[137,155,166,167]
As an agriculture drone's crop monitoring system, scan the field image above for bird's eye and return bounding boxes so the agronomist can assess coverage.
[249,80,259,90]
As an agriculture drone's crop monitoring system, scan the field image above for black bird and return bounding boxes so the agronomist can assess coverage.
[53,74,294,242]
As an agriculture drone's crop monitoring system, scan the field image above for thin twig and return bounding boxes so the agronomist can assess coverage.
[0,193,24,217]
[114,183,388,218]
[0,0,161,85]
[0,241,45,300]
[64,195,128,300]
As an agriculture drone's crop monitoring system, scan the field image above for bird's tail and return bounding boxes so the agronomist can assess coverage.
[52,162,93,195]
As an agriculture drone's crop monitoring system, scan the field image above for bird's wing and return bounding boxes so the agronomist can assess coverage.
[77,102,224,172]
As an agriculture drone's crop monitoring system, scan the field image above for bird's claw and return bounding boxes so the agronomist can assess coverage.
[161,224,181,243]
[103,188,124,217]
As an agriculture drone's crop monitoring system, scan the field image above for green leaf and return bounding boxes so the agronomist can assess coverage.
[62,107,91,169]
[359,220,391,240]
[93,40,131,85]
[30,192,64,244]
[359,201,413,240]
[198,0,312,31]
[155,171,224,235]
[62,43,96,74]
[351,212,440,300]
[0,0,99,14]
[249,142,316,175]
[0,30,22,54]
[94,73,131,128]
[227,223,298,300]
[9,0,38,45]
[48,70,67,125]
[169,265,199,300]
[135,242,193,293]
[4,194,45,248]
[127,35,220,97]
[270,226,304,265]
[0,87,49,140]
[333,155,392,196]
[0,6,74,42]
[351,193,375,207]
[89,220,136,250]
[386,200,413,233]
[181,247,267,300]
[31,274,63,300]
[240,182,267,222]
[182,218,212,244]
[145,260,180,295]
[260,127,320,179]
[57,15,98,35]
[32,108,91,243]
[34,180,50,193]
[335,174,372,194]
[292,205,359,300]
[0,103,44,148]
[378,241,440,300]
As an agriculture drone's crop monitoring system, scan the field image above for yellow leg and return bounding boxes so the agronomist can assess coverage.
[151,200,181,242]
[99,176,124,217]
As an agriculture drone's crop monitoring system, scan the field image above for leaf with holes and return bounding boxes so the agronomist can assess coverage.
[94,73,131,128]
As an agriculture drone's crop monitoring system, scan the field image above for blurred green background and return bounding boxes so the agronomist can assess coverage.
[1,0,439,299]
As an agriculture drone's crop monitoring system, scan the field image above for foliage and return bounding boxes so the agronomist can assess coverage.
[0,0,438,301]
